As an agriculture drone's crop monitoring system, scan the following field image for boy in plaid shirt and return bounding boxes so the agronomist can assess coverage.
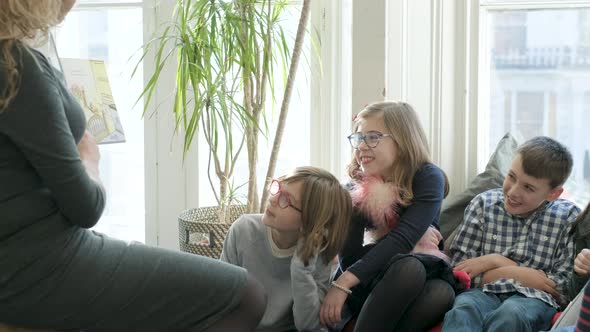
[442,136,581,332]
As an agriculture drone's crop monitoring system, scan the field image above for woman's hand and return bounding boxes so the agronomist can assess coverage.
[78,130,100,163]
[320,286,348,327]
[575,248,590,275]
[78,131,102,185]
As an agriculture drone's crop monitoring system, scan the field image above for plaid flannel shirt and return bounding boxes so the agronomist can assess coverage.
[450,189,580,308]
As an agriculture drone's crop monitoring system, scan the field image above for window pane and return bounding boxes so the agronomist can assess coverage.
[485,8,590,205]
[54,7,145,242]
[197,4,311,207]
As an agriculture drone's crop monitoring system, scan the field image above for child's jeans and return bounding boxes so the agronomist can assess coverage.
[441,289,556,332]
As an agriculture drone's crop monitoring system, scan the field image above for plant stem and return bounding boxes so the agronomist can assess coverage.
[260,0,311,211]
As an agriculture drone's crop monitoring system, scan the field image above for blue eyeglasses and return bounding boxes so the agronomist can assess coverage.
[347,132,393,149]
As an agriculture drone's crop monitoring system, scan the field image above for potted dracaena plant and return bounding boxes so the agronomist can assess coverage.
[138,0,312,257]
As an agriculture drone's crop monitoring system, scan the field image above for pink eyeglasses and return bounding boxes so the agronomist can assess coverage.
[269,179,302,213]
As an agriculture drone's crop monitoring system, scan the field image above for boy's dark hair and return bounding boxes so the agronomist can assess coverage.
[517,136,573,188]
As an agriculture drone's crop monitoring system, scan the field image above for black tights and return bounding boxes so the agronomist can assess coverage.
[354,256,455,332]
[206,274,267,332]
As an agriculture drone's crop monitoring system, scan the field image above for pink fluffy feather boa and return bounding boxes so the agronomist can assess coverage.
[350,175,450,263]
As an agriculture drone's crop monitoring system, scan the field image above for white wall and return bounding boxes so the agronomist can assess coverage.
[144,0,200,249]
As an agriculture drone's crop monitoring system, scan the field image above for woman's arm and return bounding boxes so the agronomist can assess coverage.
[77,130,103,188]
[0,50,105,227]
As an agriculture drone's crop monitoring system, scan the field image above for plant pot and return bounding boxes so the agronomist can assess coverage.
[178,205,247,258]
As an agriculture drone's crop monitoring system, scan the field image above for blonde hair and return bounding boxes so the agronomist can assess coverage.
[281,166,352,266]
[0,0,63,112]
[346,101,449,205]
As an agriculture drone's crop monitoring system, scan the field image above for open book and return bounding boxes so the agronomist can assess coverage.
[39,34,125,144]
[60,58,126,144]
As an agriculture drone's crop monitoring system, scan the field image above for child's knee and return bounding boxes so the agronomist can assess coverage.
[385,256,423,278]
[498,300,527,314]
[502,305,528,323]
[483,302,528,328]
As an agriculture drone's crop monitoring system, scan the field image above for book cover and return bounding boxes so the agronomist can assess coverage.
[60,58,126,144]
[37,34,125,144]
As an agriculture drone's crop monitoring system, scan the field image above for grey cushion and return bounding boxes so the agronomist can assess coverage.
[440,133,518,247]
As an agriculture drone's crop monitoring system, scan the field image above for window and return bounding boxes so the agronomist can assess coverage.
[480,1,590,205]
[196,4,311,208]
[54,1,145,242]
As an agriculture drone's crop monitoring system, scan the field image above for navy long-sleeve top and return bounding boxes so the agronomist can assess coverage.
[340,163,446,284]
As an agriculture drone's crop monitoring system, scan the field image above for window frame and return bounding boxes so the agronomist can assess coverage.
[358,0,590,201]
[382,0,477,197]
[476,0,590,171]
[56,0,148,243]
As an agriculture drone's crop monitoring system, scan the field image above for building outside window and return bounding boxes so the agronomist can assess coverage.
[482,1,590,205]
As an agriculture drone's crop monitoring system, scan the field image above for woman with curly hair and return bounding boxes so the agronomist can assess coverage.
[0,1,266,331]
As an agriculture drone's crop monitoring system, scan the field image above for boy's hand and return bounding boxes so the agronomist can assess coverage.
[454,254,516,279]
[575,248,590,275]
[515,267,555,297]
[454,256,493,278]
[482,266,559,298]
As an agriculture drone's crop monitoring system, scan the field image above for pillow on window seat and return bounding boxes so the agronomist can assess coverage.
[440,132,518,251]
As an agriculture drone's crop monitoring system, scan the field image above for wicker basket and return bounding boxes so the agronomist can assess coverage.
[178,205,247,258]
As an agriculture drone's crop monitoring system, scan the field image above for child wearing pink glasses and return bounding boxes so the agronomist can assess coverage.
[221,166,352,332]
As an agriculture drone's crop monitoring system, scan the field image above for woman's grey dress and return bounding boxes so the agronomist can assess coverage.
[0,44,247,332]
